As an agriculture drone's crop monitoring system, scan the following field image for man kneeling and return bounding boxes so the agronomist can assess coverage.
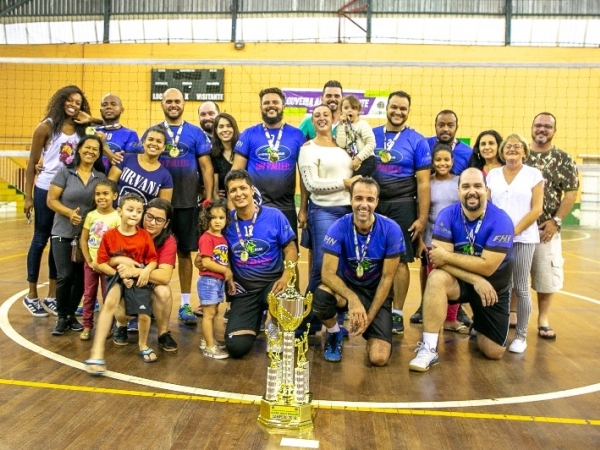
[313,178,404,366]
[409,168,514,372]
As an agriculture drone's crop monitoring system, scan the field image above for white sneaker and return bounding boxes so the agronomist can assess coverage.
[199,338,226,350]
[509,338,527,353]
[203,345,229,359]
[409,341,439,372]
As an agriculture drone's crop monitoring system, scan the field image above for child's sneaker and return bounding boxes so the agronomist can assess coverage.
[74,305,83,316]
[202,345,229,359]
[94,299,101,313]
[199,338,226,350]
[42,298,58,316]
[127,317,139,332]
[23,297,48,317]
[178,304,197,325]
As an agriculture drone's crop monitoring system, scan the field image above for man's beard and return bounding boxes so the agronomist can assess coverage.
[462,195,481,212]
[262,110,284,125]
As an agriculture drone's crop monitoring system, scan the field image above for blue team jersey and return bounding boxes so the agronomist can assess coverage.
[432,202,514,293]
[98,126,140,172]
[322,213,405,291]
[426,137,473,176]
[155,121,211,208]
[234,123,305,210]
[115,153,173,205]
[224,205,296,292]
[372,126,431,200]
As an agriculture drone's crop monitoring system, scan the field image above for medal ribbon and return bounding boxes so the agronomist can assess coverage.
[384,127,404,151]
[262,123,285,156]
[163,120,185,149]
[353,220,374,274]
[461,207,486,255]
[344,121,358,157]
[234,206,259,258]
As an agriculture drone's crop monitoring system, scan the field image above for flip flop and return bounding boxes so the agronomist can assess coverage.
[140,348,158,363]
[84,359,106,376]
[444,324,470,334]
[538,326,557,340]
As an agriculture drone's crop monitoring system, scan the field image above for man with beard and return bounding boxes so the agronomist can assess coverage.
[312,178,404,365]
[409,168,514,372]
[411,109,474,325]
[525,112,578,340]
[95,93,140,172]
[155,88,214,325]
[232,87,305,233]
[298,80,343,140]
[372,91,431,335]
[198,101,220,139]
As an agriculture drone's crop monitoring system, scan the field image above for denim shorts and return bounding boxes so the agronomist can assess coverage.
[197,275,225,305]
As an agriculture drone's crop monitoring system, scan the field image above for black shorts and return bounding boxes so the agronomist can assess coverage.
[300,227,312,251]
[451,280,510,346]
[312,284,393,344]
[376,199,415,262]
[105,274,153,316]
[171,207,199,254]
[279,207,298,236]
[225,282,275,335]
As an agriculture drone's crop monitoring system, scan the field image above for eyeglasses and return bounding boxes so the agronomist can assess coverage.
[145,213,166,225]
[505,144,524,150]
[533,124,554,130]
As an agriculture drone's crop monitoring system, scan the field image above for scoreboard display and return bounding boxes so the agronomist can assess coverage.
[151,69,225,101]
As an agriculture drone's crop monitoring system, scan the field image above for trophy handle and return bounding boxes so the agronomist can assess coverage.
[302,293,313,319]
[267,293,279,319]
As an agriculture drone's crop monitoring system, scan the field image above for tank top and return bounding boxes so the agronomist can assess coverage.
[35,119,81,190]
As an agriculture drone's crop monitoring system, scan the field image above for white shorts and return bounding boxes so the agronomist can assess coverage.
[530,232,564,294]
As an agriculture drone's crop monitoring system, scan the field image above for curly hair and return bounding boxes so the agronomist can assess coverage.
[45,85,91,138]
[198,199,229,232]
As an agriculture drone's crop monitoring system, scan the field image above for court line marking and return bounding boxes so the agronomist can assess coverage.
[560,230,591,243]
[2,287,600,410]
[0,378,597,426]
[562,251,600,265]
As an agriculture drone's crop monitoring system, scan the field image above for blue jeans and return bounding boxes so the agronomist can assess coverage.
[51,237,84,318]
[307,201,351,294]
[27,186,57,283]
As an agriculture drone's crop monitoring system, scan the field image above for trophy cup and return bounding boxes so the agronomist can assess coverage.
[258,258,314,432]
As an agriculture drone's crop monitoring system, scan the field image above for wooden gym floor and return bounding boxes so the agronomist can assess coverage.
[0,212,599,449]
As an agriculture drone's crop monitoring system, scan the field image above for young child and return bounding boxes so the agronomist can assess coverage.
[335,95,377,177]
[85,193,157,375]
[416,143,467,333]
[79,180,120,340]
[194,200,235,359]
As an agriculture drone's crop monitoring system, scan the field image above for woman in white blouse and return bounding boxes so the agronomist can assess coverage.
[486,133,543,353]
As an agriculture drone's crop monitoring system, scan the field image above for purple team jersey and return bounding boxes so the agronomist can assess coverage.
[432,202,514,293]
[115,153,173,205]
[322,213,405,291]
[98,125,140,172]
[372,126,431,200]
[426,137,473,175]
[155,121,211,208]
[234,123,305,210]
[224,205,296,292]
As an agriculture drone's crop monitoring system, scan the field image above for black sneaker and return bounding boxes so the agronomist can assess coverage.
[51,317,69,336]
[410,305,423,324]
[457,306,473,328]
[158,331,178,353]
[113,326,129,346]
[68,316,84,332]
[392,313,404,334]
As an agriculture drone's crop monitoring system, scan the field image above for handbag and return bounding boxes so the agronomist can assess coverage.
[71,237,85,263]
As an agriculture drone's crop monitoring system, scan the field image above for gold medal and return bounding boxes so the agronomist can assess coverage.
[380,152,391,163]
[268,149,279,163]
[240,251,249,262]
[469,244,474,255]
[356,264,364,278]
[168,145,179,158]
[85,126,96,136]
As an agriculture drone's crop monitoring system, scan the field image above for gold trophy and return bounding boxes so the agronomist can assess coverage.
[258,258,314,432]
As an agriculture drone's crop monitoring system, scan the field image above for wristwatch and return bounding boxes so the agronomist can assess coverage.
[553,216,562,228]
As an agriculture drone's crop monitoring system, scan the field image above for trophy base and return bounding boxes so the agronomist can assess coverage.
[257,398,314,432]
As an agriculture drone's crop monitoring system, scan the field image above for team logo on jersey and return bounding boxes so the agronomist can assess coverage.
[256,145,292,163]
[376,148,403,164]
[162,142,191,158]
[231,239,270,261]
[213,244,229,265]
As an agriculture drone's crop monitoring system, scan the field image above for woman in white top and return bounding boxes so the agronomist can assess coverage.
[299,104,360,294]
[487,133,543,353]
[22,86,95,318]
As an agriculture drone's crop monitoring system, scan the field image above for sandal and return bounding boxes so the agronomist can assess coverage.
[538,326,557,340]
[444,323,470,334]
[80,328,92,341]
[140,348,158,363]
[84,359,106,376]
